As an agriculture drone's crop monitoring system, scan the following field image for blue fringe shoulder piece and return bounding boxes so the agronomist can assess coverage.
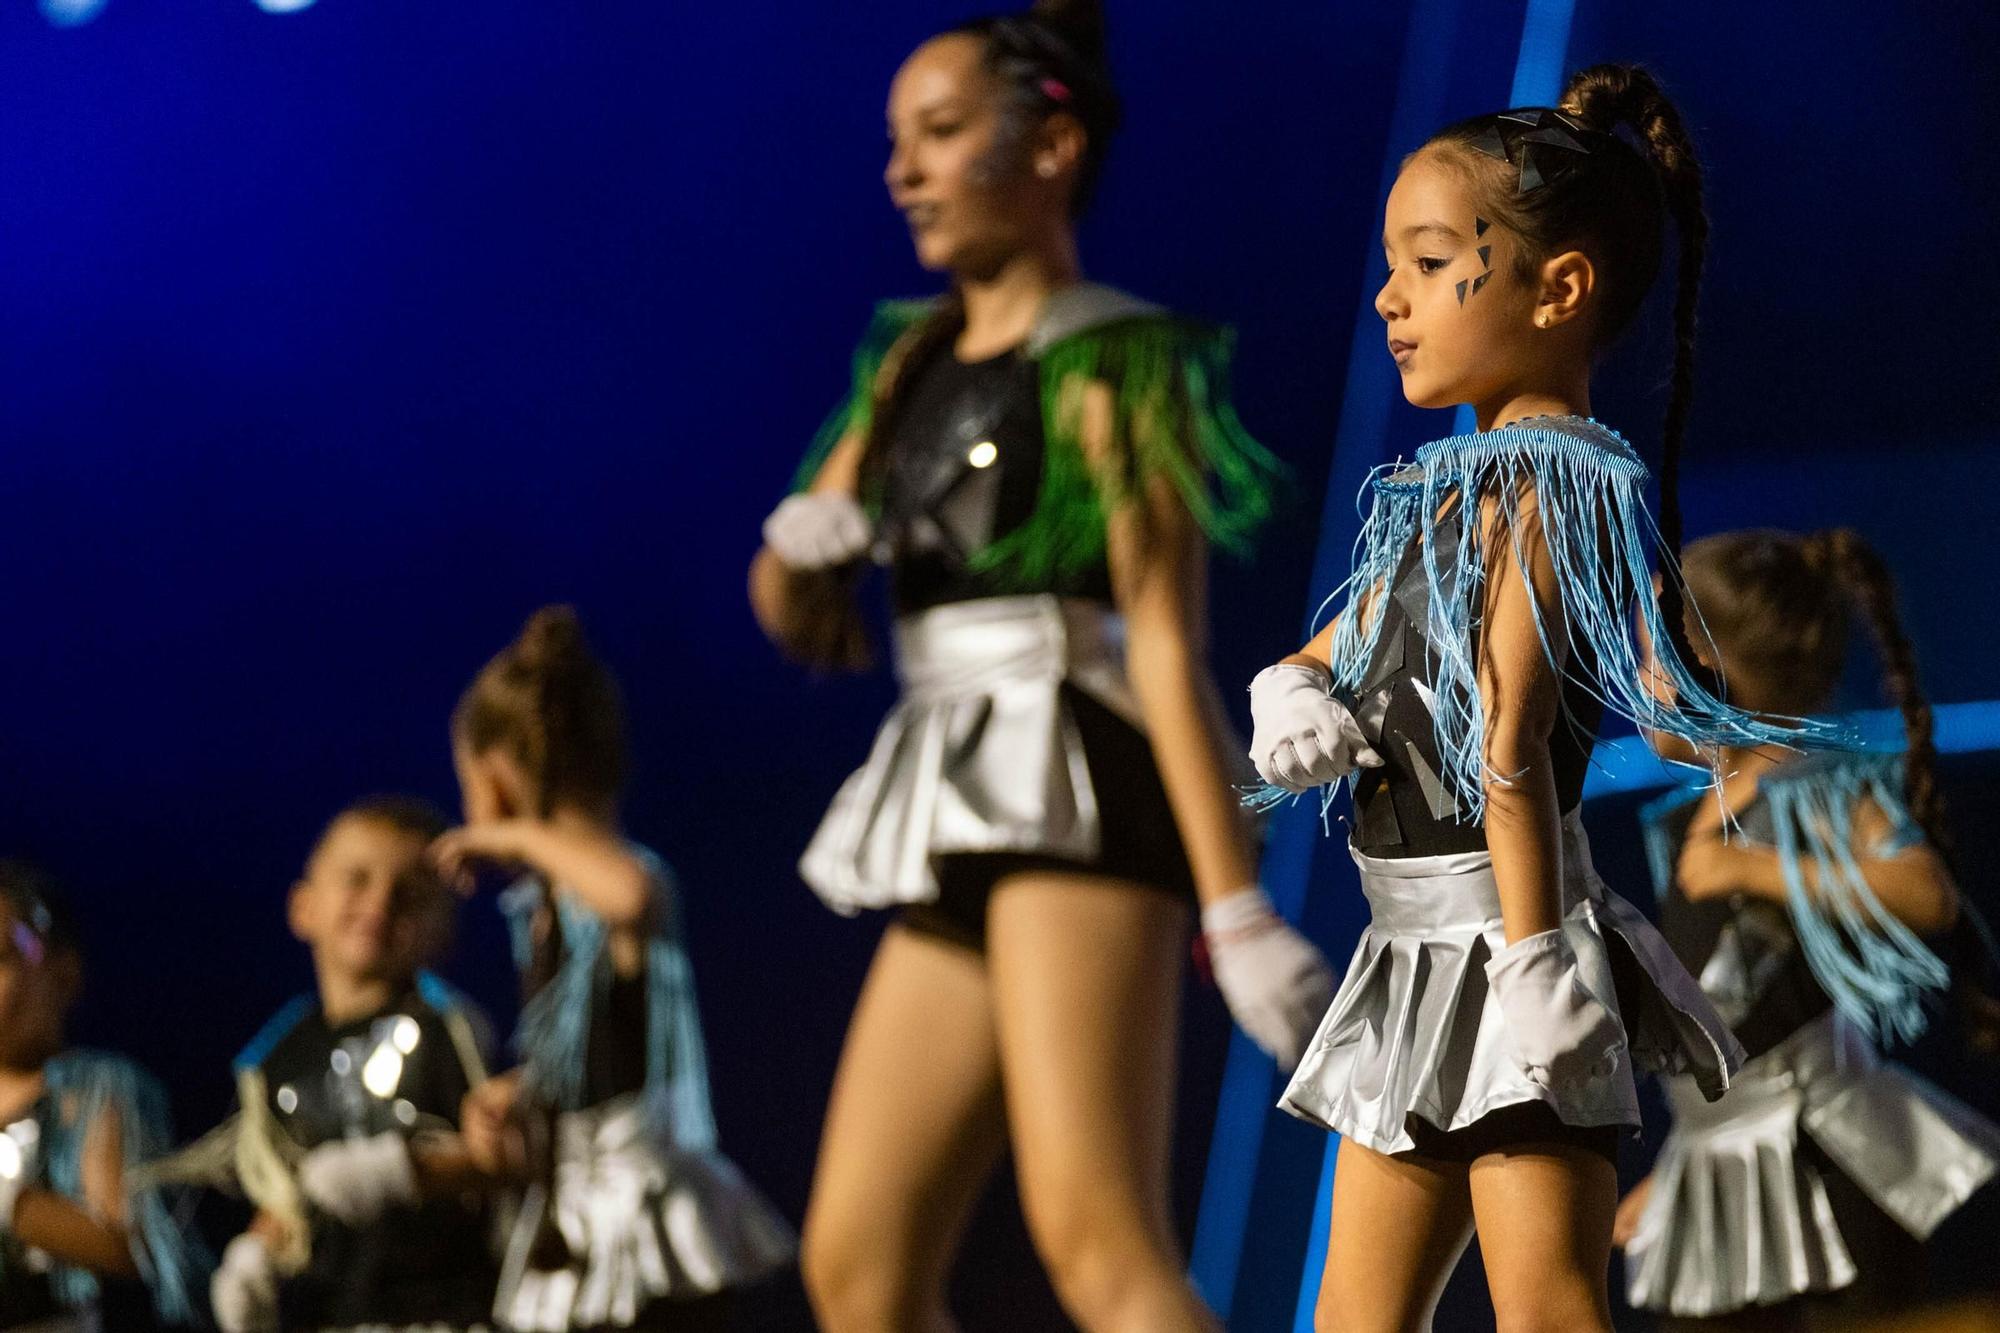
[499,845,719,1150]
[1759,750,1949,1044]
[1312,416,1856,819]
[20,1050,207,1324]
[232,993,317,1074]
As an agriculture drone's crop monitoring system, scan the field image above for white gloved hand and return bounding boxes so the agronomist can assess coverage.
[0,1144,23,1235]
[761,493,873,571]
[296,1132,418,1227]
[210,1233,280,1333]
[1247,663,1383,792]
[1484,928,1624,1088]
[1204,887,1336,1071]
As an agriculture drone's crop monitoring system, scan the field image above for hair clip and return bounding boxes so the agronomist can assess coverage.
[1466,108,1597,195]
[1039,76,1073,104]
[10,920,45,968]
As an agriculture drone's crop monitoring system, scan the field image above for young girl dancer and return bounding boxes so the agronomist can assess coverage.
[1246,64,1852,1332]
[751,2,1327,1328]
[1617,528,2000,1330]
[439,606,796,1333]
[0,862,204,1331]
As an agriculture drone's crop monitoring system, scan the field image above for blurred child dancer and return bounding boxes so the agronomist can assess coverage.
[1617,528,2000,1330]
[0,861,205,1331]
[440,607,797,1333]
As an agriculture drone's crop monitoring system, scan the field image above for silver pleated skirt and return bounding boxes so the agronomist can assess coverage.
[800,594,1143,914]
[1624,1011,2000,1318]
[1280,812,1742,1155]
[494,1092,796,1332]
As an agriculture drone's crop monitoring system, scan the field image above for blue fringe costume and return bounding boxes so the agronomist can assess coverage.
[491,846,794,1333]
[0,1049,206,1329]
[1626,750,2000,1319]
[1276,416,1858,1156]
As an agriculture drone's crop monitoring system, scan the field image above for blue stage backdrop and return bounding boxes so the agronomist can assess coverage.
[1,3,1993,1330]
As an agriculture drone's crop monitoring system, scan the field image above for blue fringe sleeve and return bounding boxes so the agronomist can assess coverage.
[1761,752,1950,1043]
[1250,419,1858,822]
[1412,418,1856,818]
[503,848,722,1149]
[41,1050,209,1325]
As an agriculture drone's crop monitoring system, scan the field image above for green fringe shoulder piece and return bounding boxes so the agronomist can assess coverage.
[978,305,1284,587]
[790,285,1285,586]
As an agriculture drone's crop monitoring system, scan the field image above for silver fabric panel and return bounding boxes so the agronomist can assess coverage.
[1625,1012,2000,1317]
[1279,813,1741,1154]
[800,595,1141,913]
[1024,282,1166,355]
[494,1092,795,1332]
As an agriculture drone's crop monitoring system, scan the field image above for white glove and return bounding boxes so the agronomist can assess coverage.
[296,1132,417,1227]
[1248,663,1383,792]
[0,1141,23,1234]
[761,493,873,571]
[1204,887,1336,1071]
[210,1233,280,1333]
[1484,928,1624,1088]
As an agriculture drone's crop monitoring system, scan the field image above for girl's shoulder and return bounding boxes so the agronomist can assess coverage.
[1026,282,1176,355]
[41,1048,169,1132]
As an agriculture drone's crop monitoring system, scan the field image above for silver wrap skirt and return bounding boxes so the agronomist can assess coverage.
[1281,812,1742,1154]
[1624,1011,2000,1318]
[494,1092,796,1332]
[800,594,1143,913]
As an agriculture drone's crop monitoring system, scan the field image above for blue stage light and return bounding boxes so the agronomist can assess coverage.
[38,0,108,26]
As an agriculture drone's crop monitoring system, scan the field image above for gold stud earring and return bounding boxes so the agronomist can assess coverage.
[1537,313,1551,328]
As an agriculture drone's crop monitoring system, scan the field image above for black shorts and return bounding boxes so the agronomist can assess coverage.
[1402,1100,1622,1168]
[900,684,1198,952]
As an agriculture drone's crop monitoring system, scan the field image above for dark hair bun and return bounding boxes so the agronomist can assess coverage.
[515,604,587,672]
[1030,0,1108,68]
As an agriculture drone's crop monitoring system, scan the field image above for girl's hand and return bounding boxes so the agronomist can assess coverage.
[211,1232,281,1333]
[1612,1173,1655,1249]
[460,1071,527,1180]
[1202,887,1336,1071]
[761,493,874,571]
[430,822,535,896]
[1246,662,1382,792]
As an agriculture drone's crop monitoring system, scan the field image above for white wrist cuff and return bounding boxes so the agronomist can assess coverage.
[1203,886,1277,935]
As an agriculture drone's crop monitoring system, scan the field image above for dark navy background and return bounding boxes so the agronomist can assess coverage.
[2,2,1993,1328]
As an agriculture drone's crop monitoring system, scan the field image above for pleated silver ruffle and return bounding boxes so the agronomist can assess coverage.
[494,1092,796,1332]
[1280,813,1741,1154]
[800,594,1142,913]
[1624,1011,2000,1317]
